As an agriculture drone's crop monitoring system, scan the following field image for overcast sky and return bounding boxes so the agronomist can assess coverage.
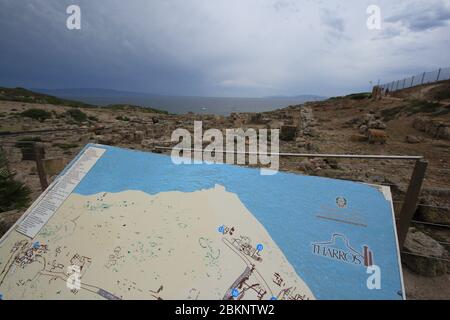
[1,0,449,97]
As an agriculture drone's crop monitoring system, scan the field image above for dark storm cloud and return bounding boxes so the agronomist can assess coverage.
[0,0,449,97]
[385,1,450,32]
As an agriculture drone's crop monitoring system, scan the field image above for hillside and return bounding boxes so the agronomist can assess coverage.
[0,87,95,108]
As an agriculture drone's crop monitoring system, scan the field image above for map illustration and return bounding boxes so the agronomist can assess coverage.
[0,144,404,300]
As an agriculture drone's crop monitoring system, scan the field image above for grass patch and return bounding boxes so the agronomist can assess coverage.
[406,99,441,115]
[20,108,52,122]
[327,92,372,101]
[427,83,450,101]
[380,105,406,121]
[432,106,450,116]
[53,143,79,150]
[381,100,448,121]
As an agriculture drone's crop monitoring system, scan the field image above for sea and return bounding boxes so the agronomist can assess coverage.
[53,94,324,115]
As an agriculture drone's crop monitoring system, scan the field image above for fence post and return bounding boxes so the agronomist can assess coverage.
[436,68,441,81]
[410,76,414,87]
[34,143,48,191]
[421,72,426,84]
[397,160,428,248]
[402,78,406,89]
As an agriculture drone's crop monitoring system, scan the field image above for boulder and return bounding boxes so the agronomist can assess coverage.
[368,129,387,144]
[417,200,450,225]
[358,125,368,134]
[405,135,421,144]
[402,227,448,277]
[95,135,113,145]
[298,159,315,173]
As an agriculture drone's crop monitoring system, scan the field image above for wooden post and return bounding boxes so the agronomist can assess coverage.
[34,143,48,191]
[421,72,426,84]
[436,68,441,81]
[410,76,414,87]
[397,160,428,248]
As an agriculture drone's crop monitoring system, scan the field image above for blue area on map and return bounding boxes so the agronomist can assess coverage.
[32,241,40,249]
[71,144,403,300]
[232,288,239,298]
[256,244,264,251]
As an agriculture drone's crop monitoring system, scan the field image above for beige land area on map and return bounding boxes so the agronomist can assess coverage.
[0,184,315,300]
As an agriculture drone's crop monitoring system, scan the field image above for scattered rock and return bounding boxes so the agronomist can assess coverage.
[413,117,450,140]
[350,134,367,142]
[367,120,386,130]
[134,130,145,143]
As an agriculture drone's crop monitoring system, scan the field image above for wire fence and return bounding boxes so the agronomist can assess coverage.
[379,67,450,93]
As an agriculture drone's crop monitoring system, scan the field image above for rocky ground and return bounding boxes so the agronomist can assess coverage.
[0,81,449,299]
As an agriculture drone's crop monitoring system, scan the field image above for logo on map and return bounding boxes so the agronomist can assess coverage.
[336,196,347,208]
[315,196,367,227]
[311,233,374,267]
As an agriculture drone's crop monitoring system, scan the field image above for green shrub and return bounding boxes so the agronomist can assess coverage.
[66,108,88,122]
[20,108,52,121]
[116,115,130,121]
[15,136,42,150]
[346,92,372,100]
